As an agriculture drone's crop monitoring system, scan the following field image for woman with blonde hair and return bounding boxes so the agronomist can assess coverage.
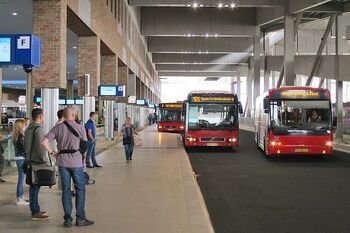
[119,117,138,163]
[23,118,30,130]
[12,119,29,206]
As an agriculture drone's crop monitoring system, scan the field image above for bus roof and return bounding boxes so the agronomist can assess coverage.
[268,86,330,100]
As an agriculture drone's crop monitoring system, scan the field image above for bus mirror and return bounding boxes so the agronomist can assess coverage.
[263,98,269,110]
[238,102,243,114]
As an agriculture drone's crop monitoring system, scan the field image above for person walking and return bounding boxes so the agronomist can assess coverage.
[85,112,101,168]
[42,107,93,228]
[0,143,5,183]
[148,113,153,125]
[119,117,138,163]
[24,108,49,220]
[12,119,29,205]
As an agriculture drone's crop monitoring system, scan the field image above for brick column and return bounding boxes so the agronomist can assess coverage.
[32,0,67,88]
[101,55,118,101]
[118,66,128,103]
[78,36,100,97]
[136,78,141,99]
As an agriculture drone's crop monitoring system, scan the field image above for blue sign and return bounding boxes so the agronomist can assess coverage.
[98,85,125,97]
[0,34,41,67]
[136,99,149,106]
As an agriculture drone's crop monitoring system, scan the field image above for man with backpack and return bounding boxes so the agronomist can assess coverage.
[41,107,93,228]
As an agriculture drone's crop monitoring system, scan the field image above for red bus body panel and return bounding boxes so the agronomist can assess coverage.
[184,130,239,148]
[267,131,333,156]
[158,121,184,132]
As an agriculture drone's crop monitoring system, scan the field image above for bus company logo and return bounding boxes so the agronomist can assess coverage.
[281,90,320,98]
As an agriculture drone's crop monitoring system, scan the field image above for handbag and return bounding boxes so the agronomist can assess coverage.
[25,127,56,187]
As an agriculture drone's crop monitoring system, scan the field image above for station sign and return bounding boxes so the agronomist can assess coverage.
[98,85,126,97]
[136,99,148,106]
[0,34,41,67]
[159,103,183,109]
[272,89,329,100]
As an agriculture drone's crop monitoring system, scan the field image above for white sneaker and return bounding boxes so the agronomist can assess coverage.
[16,198,29,206]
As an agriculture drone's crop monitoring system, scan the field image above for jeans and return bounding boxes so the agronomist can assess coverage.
[29,185,41,215]
[16,159,26,198]
[59,167,86,222]
[124,143,134,161]
[86,140,97,167]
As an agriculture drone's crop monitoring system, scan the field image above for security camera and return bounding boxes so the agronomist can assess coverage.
[23,65,33,73]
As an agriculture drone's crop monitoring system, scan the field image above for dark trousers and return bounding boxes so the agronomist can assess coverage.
[29,185,41,215]
[124,143,134,161]
[0,154,4,177]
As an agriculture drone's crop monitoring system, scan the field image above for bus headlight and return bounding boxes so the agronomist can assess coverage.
[271,141,282,146]
[326,141,333,147]
[159,126,163,129]
[187,137,197,142]
[179,126,184,129]
[228,138,237,142]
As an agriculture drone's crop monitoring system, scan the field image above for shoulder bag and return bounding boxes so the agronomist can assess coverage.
[25,127,56,187]
[62,121,87,155]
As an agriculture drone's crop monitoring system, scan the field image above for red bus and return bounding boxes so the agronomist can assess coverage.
[184,91,242,148]
[255,87,335,157]
[158,103,184,132]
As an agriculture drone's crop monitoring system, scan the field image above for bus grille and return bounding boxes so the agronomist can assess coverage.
[200,137,225,142]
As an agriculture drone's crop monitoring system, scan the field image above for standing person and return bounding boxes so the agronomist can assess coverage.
[23,118,30,131]
[148,113,153,125]
[85,112,101,168]
[12,119,29,205]
[42,107,94,228]
[0,143,5,183]
[152,112,157,124]
[119,117,138,163]
[56,110,64,125]
[24,108,49,220]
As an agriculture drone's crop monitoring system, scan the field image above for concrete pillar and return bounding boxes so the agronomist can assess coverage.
[67,80,74,99]
[335,16,343,141]
[271,71,276,88]
[41,88,59,134]
[253,27,261,109]
[128,73,137,97]
[284,11,296,86]
[118,66,128,103]
[246,67,253,118]
[104,100,114,140]
[26,72,34,118]
[237,71,241,99]
[263,34,270,92]
[83,96,95,126]
[77,36,100,97]
[32,0,67,130]
[140,82,145,99]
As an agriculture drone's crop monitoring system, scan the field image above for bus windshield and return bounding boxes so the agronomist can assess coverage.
[159,109,183,122]
[270,100,331,131]
[188,104,238,130]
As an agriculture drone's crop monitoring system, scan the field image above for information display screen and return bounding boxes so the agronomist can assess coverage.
[136,99,146,105]
[75,99,84,105]
[58,99,66,105]
[0,38,11,62]
[159,103,182,109]
[99,85,117,96]
[66,99,75,105]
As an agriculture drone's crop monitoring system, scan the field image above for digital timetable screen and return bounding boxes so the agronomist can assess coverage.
[0,38,11,62]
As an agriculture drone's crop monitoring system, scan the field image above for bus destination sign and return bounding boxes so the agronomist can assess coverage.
[272,90,329,100]
[159,103,182,109]
[191,96,235,103]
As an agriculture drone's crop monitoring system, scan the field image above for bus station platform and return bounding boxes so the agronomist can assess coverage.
[0,126,214,233]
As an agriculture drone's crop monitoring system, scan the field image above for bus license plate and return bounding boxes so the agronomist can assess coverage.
[295,148,309,153]
[207,143,219,147]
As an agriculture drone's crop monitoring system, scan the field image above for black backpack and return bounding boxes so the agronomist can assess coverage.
[62,121,87,155]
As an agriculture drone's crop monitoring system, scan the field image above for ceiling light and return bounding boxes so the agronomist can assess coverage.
[72,46,77,49]
[214,34,218,37]
[186,4,192,7]
[205,33,209,38]
[187,33,191,37]
[12,12,18,16]
[230,3,236,8]
[67,72,70,74]
[199,4,204,7]
[224,4,229,7]
[193,2,198,8]
[218,3,223,8]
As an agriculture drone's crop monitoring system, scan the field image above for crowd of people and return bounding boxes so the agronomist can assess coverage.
[0,106,140,228]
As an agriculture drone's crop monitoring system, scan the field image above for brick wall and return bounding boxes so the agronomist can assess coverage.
[77,36,100,96]
[118,66,128,103]
[32,0,67,89]
[101,55,117,85]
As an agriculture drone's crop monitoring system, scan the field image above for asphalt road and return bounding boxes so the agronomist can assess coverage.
[188,130,350,233]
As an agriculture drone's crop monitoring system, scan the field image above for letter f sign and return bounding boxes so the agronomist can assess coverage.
[17,36,30,49]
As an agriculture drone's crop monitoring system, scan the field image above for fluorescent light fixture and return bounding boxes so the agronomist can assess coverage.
[186,4,192,6]
[199,4,204,7]
[224,4,229,7]
[230,3,236,8]
[12,12,18,16]
[205,33,209,38]
[72,46,77,49]
[214,34,218,37]
[218,3,223,8]
[193,2,198,8]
